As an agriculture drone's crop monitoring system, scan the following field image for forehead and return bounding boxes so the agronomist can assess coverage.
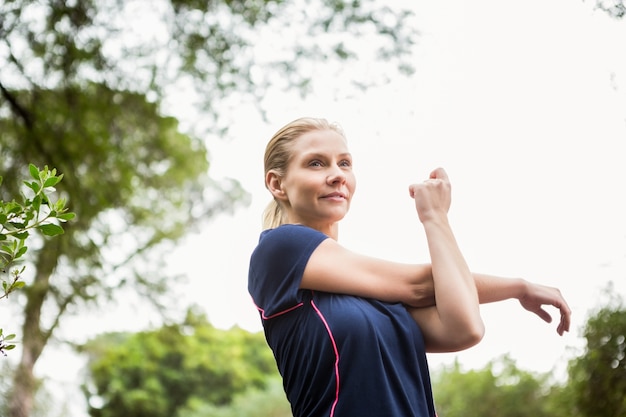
[290,129,349,156]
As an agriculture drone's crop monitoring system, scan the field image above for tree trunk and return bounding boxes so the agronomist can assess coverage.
[9,241,60,417]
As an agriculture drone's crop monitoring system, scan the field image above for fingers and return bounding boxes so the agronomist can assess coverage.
[519,283,572,336]
[557,301,572,336]
[408,167,449,198]
[429,167,449,181]
[551,292,571,336]
[534,308,553,324]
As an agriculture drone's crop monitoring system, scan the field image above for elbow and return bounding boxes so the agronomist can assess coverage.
[458,319,485,350]
[425,321,485,353]
[405,284,436,308]
[447,319,485,352]
[466,320,485,347]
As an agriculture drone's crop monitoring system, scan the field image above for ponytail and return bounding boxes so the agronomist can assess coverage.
[262,199,284,230]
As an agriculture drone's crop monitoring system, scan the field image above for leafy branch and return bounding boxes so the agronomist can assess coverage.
[0,164,75,355]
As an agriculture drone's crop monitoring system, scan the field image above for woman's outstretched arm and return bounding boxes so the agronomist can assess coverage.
[473,273,571,336]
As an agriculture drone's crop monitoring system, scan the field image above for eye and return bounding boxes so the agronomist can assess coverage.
[308,160,323,167]
[339,159,352,167]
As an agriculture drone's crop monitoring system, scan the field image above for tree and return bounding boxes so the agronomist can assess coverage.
[432,355,559,417]
[566,285,626,417]
[0,1,416,416]
[592,0,626,18]
[177,376,291,417]
[80,308,280,417]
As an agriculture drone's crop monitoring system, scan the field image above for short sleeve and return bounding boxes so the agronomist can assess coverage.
[248,224,328,318]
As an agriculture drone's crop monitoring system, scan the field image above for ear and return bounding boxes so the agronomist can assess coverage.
[266,170,287,201]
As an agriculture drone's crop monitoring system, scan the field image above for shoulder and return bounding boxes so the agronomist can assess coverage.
[259,224,327,245]
[252,224,329,261]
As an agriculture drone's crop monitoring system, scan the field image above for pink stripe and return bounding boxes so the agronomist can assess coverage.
[251,297,304,320]
[310,298,340,417]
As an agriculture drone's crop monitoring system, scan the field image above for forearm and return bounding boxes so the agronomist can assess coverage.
[423,217,483,336]
[473,273,527,304]
[406,269,527,306]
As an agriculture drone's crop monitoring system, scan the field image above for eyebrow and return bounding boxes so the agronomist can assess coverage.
[301,152,352,159]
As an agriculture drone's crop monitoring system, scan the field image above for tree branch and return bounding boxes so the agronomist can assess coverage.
[0,81,33,129]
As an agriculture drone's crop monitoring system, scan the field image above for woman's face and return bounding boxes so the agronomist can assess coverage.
[277,129,356,234]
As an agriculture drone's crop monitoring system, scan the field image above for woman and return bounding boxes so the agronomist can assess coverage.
[248,117,570,417]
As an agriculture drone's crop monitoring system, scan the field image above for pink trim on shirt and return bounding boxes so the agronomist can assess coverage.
[252,297,304,320]
[310,298,340,417]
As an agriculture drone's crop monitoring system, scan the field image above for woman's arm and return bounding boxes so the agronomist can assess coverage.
[473,273,571,336]
[302,240,436,307]
[302,237,570,341]
[406,168,484,352]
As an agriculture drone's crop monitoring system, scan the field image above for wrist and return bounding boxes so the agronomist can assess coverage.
[515,278,530,300]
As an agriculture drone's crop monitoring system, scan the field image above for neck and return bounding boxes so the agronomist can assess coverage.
[286,221,339,240]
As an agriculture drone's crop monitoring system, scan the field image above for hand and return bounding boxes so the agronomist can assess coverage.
[518,281,571,336]
[408,167,451,223]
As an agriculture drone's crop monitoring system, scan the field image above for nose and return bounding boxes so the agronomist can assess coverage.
[326,164,346,185]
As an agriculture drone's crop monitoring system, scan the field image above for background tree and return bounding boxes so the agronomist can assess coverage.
[431,355,562,417]
[566,285,626,417]
[0,1,416,416]
[593,0,626,18]
[177,377,291,417]
[80,308,280,417]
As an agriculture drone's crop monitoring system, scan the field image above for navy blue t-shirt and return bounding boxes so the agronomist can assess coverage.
[248,224,436,417]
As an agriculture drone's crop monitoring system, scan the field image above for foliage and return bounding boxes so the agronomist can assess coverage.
[0,164,74,356]
[0,0,417,137]
[432,355,560,417]
[177,376,291,417]
[80,308,279,417]
[592,0,626,18]
[566,285,626,417]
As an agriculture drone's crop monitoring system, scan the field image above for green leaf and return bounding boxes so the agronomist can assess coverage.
[15,232,29,240]
[4,334,16,341]
[57,213,76,221]
[24,180,40,193]
[54,198,67,211]
[11,282,25,291]
[6,221,25,230]
[7,203,23,214]
[44,176,61,188]
[32,195,42,212]
[38,224,64,236]
[29,164,40,180]
[15,246,28,259]
[23,210,35,223]
[5,345,16,351]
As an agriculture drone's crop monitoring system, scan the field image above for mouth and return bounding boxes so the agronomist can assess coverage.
[321,192,347,200]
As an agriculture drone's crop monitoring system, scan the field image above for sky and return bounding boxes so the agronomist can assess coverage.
[169,0,626,377]
[24,0,626,414]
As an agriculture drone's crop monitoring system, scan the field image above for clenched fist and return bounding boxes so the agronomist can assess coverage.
[408,167,452,224]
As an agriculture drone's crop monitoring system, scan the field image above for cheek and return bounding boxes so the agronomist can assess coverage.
[348,175,357,195]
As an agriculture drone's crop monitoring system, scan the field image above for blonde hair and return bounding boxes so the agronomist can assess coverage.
[262,117,345,229]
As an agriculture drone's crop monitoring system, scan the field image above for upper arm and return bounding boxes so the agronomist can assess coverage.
[300,238,434,307]
[407,306,484,353]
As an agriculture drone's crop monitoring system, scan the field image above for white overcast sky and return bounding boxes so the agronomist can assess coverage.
[170,0,626,377]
